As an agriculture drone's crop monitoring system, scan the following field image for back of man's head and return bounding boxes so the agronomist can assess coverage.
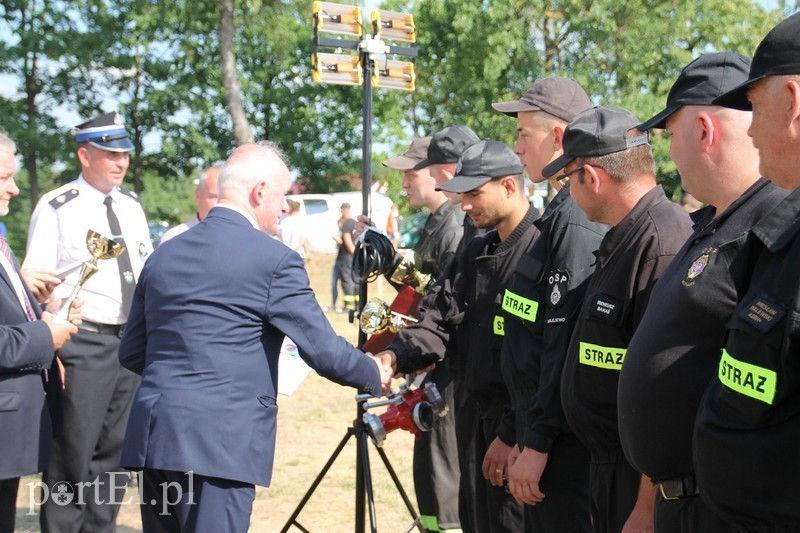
[543,106,654,183]
[219,143,289,202]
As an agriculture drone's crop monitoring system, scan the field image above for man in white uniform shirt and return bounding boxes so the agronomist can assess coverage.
[23,111,152,533]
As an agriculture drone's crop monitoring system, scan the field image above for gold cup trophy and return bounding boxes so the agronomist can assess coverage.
[55,230,125,321]
[359,250,429,336]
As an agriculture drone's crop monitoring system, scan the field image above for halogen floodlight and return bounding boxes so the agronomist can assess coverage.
[372,59,415,91]
[313,1,363,37]
[371,9,415,43]
[312,53,362,86]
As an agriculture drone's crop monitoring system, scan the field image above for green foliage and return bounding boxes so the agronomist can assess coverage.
[0,0,795,240]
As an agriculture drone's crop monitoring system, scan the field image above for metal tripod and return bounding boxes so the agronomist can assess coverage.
[280,394,422,533]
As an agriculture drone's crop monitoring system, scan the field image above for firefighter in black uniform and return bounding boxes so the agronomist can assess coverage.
[379,140,538,532]
[376,136,465,532]
[491,77,604,532]
[618,52,788,533]
[693,13,800,530]
[544,106,693,533]
[412,124,486,532]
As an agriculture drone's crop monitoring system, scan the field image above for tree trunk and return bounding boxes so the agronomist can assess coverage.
[24,48,40,213]
[218,0,254,145]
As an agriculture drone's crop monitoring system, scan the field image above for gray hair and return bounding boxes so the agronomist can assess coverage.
[197,162,224,189]
[218,141,289,199]
[0,131,16,155]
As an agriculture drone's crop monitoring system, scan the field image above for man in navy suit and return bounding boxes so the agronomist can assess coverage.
[119,141,392,532]
[0,131,78,533]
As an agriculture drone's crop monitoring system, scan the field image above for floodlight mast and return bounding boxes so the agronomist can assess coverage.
[311,2,417,348]
[300,6,420,533]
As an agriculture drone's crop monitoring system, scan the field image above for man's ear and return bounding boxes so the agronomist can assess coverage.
[696,112,716,153]
[583,164,603,194]
[552,125,566,150]
[785,78,800,130]
[77,146,91,167]
[250,180,268,206]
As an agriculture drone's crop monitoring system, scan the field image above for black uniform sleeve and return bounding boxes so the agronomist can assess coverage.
[388,251,466,373]
[522,218,606,453]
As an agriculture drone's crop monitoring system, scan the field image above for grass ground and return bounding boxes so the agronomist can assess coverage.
[15,253,418,532]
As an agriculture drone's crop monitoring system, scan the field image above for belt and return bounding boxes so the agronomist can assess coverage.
[78,320,126,337]
[659,474,700,501]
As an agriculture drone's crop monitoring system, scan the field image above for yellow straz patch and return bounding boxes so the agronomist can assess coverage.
[502,289,538,322]
[718,349,777,404]
[493,316,505,336]
[579,342,626,370]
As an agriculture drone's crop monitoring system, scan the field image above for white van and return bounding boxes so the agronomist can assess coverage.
[285,191,394,254]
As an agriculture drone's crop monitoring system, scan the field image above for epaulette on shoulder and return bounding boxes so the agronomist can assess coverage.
[117,186,141,203]
[48,188,80,209]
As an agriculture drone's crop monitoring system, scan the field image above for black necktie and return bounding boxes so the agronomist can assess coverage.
[104,196,135,315]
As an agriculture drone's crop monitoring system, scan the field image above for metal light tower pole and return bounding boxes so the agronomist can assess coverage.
[297,5,419,532]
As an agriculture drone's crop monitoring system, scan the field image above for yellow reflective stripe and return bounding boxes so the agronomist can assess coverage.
[493,315,505,336]
[718,348,777,405]
[501,289,539,322]
[578,342,626,370]
[420,515,440,531]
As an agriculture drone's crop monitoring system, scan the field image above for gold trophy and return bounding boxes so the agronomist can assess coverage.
[360,298,418,335]
[56,230,125,321]
[389,250,432,293]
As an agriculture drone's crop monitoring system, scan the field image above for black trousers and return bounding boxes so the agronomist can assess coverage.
[41,330,140,533]
[654,490,731,533]
[413,363,461,531]
[465,416,524,533]
[0,477,19,533]
[336,255,358,309]
[523,432,592,533]
[589,452,640,533]
[140,469,255,533]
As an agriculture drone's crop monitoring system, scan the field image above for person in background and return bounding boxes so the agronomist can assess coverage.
[159,163,221,245]
[278,199,311,261]
[23,110,153,533]
[336,202,358,312]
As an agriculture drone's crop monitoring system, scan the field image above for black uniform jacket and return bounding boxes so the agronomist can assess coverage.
[560,186,693,457]
[694,186,800,528]
[501,187,608,451]
[390,206,540,429]
[619,178,787,483]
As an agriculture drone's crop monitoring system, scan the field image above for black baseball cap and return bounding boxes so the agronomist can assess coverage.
[492,77,592,122]
[714,12,800,110]
[436,140,523,194]
[413,125,479,170]
[542,106,649,178]
[383,137,431,170]
[639,52,752,130]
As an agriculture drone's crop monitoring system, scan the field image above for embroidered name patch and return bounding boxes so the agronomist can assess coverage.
[718,348,777,404]
[588,294,622,322]
[738,296,786,332]
[579,342,626,371]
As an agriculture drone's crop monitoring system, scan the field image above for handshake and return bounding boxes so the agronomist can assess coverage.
[368,350,398,396]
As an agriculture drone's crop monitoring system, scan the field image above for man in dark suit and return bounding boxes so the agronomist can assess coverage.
[0,131,78,533]
[119,141,392,532]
